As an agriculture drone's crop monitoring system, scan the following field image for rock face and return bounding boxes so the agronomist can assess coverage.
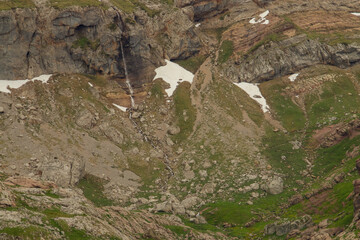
[226,34,360,83]
[264,215,313,236]
[0,6,201,86]
[174,0,232,21]
[39,154,85,187]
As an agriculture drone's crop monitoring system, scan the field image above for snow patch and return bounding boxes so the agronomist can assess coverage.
[249,10,270,25]
[289,73,300,82]
[88,82,94,87]
[234,82,270,113]
[0,74,52,94]
[195,23,201,27]
[351,13,360,16]
[112,103,127,112]
[153,59,194,96]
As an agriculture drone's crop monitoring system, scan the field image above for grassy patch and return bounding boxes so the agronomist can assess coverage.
[50,0,105,8]
[247,33,284,55]
[261,79,306,132]
[77,174,114,207]
[171,82,196,143]
[175,55,207,74]
[72,37,99,51]
[0,226,50,239]
[0,0,34,10]
[164,225,187,236]
[305,75,360,131]
[218,40,234,64]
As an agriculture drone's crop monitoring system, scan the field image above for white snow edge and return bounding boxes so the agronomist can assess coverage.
[112,103,127,112]
[249,10,270,25]
[289,73,300,82]
[153,59,194,96]
[351,12,360,16]
[234,82,270,113]
[0,74,52,94]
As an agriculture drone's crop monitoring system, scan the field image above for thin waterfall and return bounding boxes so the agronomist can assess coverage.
[112,8,174,182]
[119,38,135,108]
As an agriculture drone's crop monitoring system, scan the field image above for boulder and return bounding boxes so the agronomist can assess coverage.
[39,154,85,187]
[181,196,200,209]
[167,126,180,135]
[266,176,284,195]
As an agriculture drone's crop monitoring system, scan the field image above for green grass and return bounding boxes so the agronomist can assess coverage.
[261,79,306,132]
[77,174,114,207]
[171,82,196,143]
[150,80,165,100]
[164,225,188,236]
[247,33,284,55]
[72,37,99,51]
[111,0,159,16]
[218,40,234,64]
[313,135,360,176]
[0,0,34,10]
[305,75,360,131]
[50,0,105,8]
[0,226,50,239]
[175,55,207,74]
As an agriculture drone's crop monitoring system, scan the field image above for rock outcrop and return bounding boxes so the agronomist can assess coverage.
[226,34,360,83]
[0,5,201,86]
[39,154,85,187]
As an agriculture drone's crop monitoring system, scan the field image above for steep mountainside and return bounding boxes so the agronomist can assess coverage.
[0,0,360,239]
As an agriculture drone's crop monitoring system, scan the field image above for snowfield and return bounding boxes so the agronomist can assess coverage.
[112,103,127,112]
[351,13,360,16]
[153,60,194,96]
[234,82,270,113]
[249,10,270,25]
[0,74,52,94]
[289,73,300,82]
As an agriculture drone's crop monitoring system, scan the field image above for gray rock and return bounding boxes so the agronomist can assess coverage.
[181,196,200,209]
[227,34,360,83]
[167,126,180,135]
[266,176,284,195]
[39,154,85,187]
[0,107,4,113]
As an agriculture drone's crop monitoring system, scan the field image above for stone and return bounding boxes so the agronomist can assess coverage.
[132,112,141,119]
[267,176,284,195]
[184,170,195,180]
[10,165,16,170]
[99,123,124,145]
[167,126,180,135]
[4,177,54,189]
[318,219,329,228]
[0,183,16,207]
[181,196,199,209]
[250,182,259,190]
[39,154,85,187]
[199,170,207,177]
[0,107,4,113]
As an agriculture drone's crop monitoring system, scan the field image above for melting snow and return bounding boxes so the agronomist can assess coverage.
[0,74,52,94]
[249,10,270,25]
[289,73,300,82]
[153,59,194,96]
[88,82,94,87]
[234,82,270,113]
[112,103,127,112]
[351,13,360,16]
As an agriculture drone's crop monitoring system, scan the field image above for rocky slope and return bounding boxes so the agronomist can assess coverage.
[1,0,360,239]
